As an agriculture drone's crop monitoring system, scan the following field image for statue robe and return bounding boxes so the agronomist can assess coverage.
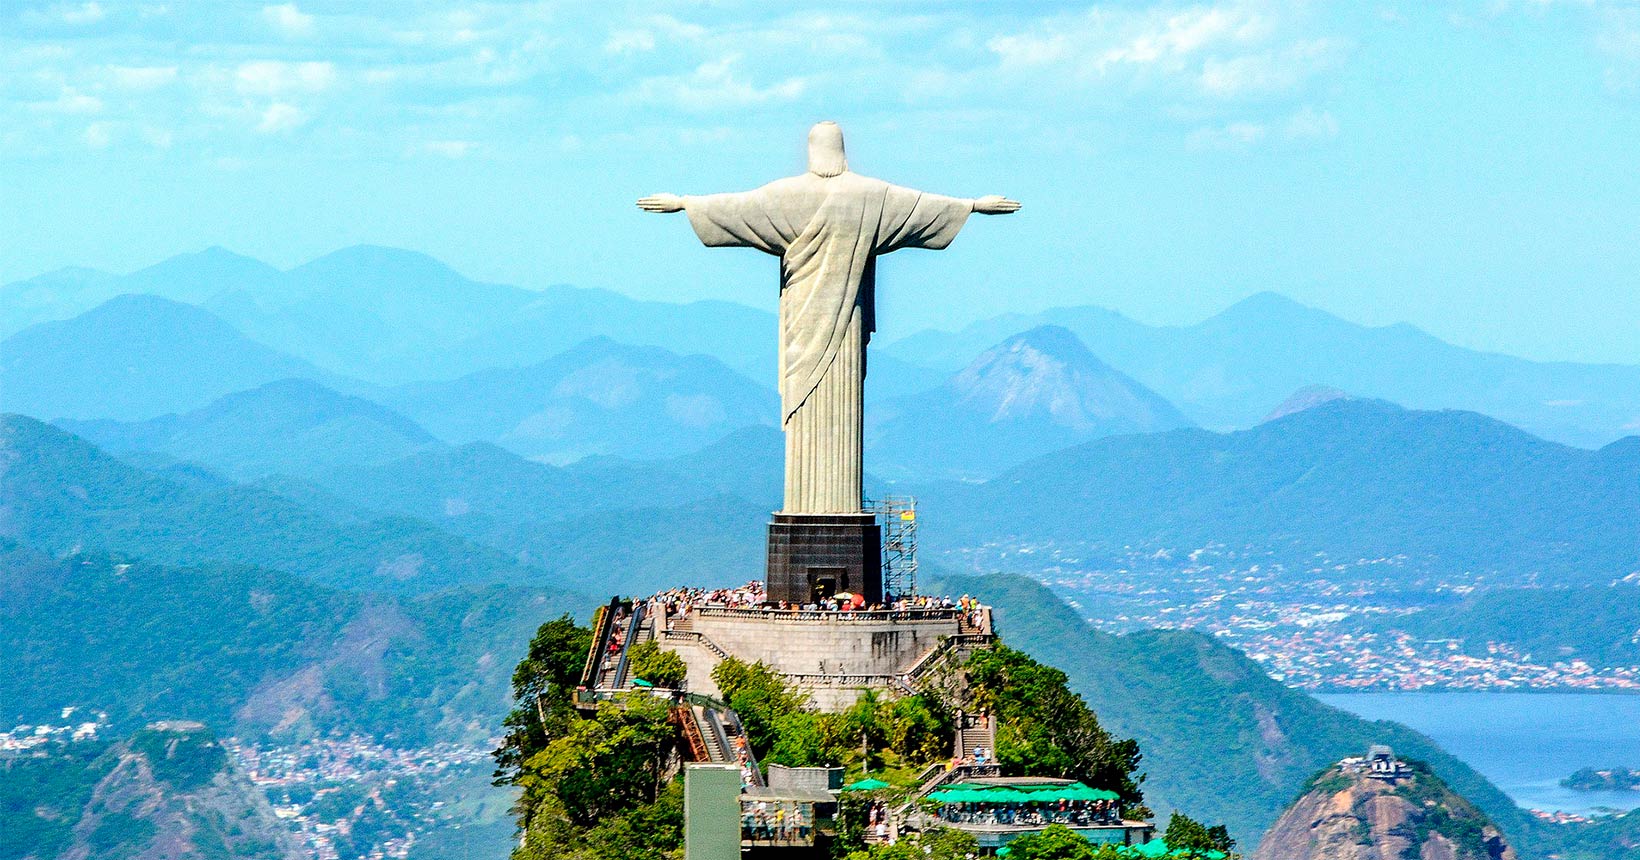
[684,171,972,514]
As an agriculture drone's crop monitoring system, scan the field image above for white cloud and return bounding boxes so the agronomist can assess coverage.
[108,65,178,90]
[1597,8,1640,92]
[630,56,805,111]
[422,139,476,158]
[84,120,113,148]
[1284,105,1338,139]
[56,2,105,25]
[261,3,314,37]
[1200,38,1343,97]
[605,29,656,54]
[1188,120,1267,148]
[988,5,1265,74]
[235,60,336,95]
[257,102,305,133]
[37,88,104,114]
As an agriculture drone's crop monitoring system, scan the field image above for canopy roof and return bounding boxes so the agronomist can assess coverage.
[842,778,891,791]
[1117,839,1227,859]
[928,781,1119,804]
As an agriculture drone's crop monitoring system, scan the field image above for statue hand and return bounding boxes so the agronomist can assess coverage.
[973,195,1021,215]
[637,193,684,213]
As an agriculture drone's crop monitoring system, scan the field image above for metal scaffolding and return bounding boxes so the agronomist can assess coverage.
[867,495,918,599]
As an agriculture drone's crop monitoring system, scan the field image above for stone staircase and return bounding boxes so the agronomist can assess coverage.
[955,712,995,761]
[693,705,729,763]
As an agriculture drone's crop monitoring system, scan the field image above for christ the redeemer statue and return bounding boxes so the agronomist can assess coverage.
[639,122,1018,516]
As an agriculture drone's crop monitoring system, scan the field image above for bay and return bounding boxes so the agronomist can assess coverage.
[1316,692,1640,815]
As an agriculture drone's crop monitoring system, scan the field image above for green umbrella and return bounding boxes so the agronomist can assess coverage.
[630,678,655,688]
[996,848,1013,857]
[1054,782,1121,802]
[843,778,891,791]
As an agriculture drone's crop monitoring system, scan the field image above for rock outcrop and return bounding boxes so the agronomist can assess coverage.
[1253,755,1517,860]
[59,723,301,860]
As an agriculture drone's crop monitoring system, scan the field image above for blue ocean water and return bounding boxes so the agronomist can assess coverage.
[1315,692,1640,814]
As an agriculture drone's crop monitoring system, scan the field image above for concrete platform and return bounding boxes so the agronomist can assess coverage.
[656,604,992,711]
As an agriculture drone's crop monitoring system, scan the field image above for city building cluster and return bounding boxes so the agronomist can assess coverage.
[940,540,1640,693]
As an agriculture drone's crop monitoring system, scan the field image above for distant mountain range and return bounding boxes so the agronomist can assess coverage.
[882,292,1640,448]
[5,283,1196,477]
[383,336,777,463]
[867,325,1195,480]
[1,244,781,384]
[926,398,1640,581]
[0,415,543,593]
[0,295,338,421]
[58,378,441,481]
[9,246,1635,450]
[8,400,774,599]
[26,361,1638,585]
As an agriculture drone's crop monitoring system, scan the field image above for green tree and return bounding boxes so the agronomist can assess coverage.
[1006,824,1098,860]
[627,641,688,689]
[494,613,593,786]
[845,689,887,770]
[515,693,676,830]
[964,646,1145,810]
[576,780,685,860]
[766,711,834,768]
[711,657,811,757]
[880,694,952,764]
[1164,811,1237,857]
[845,826,980,860]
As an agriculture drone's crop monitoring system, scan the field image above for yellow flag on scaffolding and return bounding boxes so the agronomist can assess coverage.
[900,510,915,521]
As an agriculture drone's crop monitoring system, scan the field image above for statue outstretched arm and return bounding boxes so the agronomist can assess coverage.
[637,193,684,213]
[973,195,1021,215]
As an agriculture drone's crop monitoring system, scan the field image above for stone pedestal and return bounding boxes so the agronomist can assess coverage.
[765,513,881,605]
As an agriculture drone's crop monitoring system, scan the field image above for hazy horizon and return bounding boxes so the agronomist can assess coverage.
[10,241,1640,371]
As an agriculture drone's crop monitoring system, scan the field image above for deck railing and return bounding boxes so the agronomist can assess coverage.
[692,606,966,624]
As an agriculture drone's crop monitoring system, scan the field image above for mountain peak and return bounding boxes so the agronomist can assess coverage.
[127,247,282,298]
[995,324,1103,363]
[54,292,231,331]
[1253,754,1518,860]
[201,378,438,444]
[1262,385,1350,423]
[947,327,1190,432]
[1205,291,1346,332]
[293,245,464,282]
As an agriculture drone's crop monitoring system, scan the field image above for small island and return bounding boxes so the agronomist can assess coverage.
[1561,767,1640,792]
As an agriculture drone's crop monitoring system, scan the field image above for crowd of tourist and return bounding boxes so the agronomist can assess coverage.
[740,799,813,844]
[935,798,1123,828]
[644,582,989,630]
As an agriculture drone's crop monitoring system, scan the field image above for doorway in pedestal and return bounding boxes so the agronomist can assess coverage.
[808,568,845,602]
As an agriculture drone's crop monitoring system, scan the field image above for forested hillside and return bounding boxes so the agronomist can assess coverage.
[928,400,1639,581]
[932,573,1540,853]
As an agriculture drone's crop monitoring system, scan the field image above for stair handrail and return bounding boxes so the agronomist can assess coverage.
[661,628,731,661]
[611,601,647,688]
[718,706,766,787]
[579,598,622,690]
[674,705,710,762]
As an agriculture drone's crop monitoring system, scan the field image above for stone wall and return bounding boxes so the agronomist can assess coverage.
[657,607,973,711]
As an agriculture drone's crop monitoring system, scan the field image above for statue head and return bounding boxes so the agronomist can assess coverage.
[807,121,848,178]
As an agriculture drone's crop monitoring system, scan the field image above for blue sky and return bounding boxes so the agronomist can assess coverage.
[3,0,1637,363]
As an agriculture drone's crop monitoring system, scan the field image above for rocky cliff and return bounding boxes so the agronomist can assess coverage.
[55,722,300,860]
[1253,756,1517,860]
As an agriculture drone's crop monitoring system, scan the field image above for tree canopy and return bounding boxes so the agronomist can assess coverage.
[964,645,1145,811]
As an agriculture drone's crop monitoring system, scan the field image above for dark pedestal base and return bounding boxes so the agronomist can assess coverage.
[766,513,882,606]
